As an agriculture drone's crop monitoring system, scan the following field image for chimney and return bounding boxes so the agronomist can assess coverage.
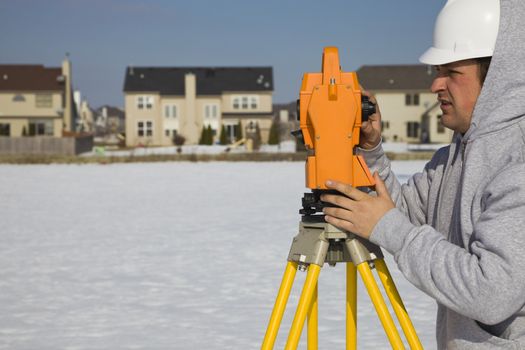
[62,53,73,132]
[279,109,289,123]
[184,73,197,143]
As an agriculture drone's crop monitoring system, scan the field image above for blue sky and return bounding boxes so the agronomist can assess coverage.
[0,0,444,109]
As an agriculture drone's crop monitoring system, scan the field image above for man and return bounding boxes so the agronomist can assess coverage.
[321,0,525,348]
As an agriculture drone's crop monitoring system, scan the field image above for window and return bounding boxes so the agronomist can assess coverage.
[250,96,258,109]
[28,120,53,136]
[247,121,258,132]
[164,104,177,118]
[35,94,52,108]
[165,129,178,137]
[407,122,420,138]
[381,121,390,130]
[405,93,420,106]
[137,121,153,137]
[437,115,445,134]
[137,96,153,109]
[12,94,25,102]
[0,123,10,136]
[232,95,259,110]
[205,104,218,119]
[226,124,236,142]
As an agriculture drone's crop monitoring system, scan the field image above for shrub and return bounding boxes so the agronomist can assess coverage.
[268,120,280,145]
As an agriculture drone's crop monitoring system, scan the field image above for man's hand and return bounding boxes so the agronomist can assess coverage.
[360,91,382,150]
[321,172,394,239]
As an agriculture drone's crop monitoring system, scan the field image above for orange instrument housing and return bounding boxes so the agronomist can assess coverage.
[299,47,375,189]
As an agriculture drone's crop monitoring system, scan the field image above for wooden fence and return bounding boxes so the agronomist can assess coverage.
[0,135,93,156]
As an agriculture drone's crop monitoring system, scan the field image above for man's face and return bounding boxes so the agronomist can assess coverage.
[431,59,483,134]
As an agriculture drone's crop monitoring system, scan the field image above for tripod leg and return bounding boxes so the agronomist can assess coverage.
[307,283,318,350]
[262,261,298,350]
[357,262,406,350]
[375,259,423,350]
[285,264,321,350]
[346,263,357,350]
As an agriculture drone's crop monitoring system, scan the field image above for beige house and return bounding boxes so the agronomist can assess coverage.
[357,64,453,144]
[123,66,274,147]
[0,58,75,137]
[74,90,94,133]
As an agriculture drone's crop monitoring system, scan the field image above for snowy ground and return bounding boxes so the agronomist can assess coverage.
[0,160,436,349]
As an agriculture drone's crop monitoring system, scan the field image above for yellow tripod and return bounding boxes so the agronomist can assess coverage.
[261,219,423,349]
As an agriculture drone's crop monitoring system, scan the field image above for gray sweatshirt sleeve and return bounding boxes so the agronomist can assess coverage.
[368,161,525,325]
[357,143,442,226]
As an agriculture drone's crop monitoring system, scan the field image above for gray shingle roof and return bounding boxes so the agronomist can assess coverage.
[356,64,435,91]
[123,66,273,95]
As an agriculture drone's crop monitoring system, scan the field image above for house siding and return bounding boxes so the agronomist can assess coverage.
[357,64,454,144]
[124,68,274,147]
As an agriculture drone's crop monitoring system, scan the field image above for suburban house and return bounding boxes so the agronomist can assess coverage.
[74,90,94,133]
[273,102,299,141]
[92,105,126,147]
[0,57,76,137]
[123,66,274,147]
[356,64,453,144]
[94,105,125,136]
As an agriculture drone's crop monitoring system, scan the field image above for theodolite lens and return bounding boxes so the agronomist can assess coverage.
[361,96,376,122]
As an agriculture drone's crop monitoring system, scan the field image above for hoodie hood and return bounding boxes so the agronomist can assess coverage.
[466,0,525,141]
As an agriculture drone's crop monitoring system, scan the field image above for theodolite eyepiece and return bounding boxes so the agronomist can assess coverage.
[361,95,376,122]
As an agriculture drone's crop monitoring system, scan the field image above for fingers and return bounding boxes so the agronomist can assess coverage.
[373,172,387,196]
[324,213,355,232]
[325,180,366,200]
[321,193,356,211]
[361,120,374,134]
[361,90,380,119]
[362,90,377,105]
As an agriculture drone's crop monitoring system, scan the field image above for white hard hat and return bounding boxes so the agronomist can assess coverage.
[419,0,500,65]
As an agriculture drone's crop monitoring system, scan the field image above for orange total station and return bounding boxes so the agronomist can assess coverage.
[296,47,376,191]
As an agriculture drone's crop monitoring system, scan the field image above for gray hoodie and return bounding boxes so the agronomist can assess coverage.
[359,0,525,348]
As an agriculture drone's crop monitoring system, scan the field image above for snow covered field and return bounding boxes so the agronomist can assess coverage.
[0,160,436,349]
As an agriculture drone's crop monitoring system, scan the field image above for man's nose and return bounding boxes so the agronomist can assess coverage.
[431,76,446,93]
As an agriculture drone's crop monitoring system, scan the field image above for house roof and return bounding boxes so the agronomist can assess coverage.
[123,66,273,95]
[356,64,435,91]
[0,65,64,92]
[96,105,125,119]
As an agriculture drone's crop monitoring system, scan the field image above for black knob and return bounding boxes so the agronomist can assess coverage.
[361,96,376,122]
[291,129,305,145]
